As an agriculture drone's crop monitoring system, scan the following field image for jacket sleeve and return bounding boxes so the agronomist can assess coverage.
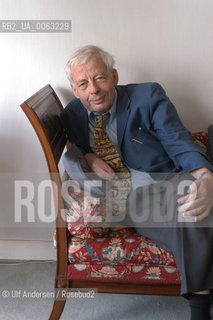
[149,83,213,172]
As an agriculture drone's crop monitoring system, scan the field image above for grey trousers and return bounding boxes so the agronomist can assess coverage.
[125,173,213,296]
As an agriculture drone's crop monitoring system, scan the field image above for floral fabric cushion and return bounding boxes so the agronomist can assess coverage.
[67,262,181,283]
[65,188,109,239]
[67,227,175,266]
[66,228,181,283]
[191,131,208,154]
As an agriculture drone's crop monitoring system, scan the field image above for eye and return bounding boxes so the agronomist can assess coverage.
[78,82,87,89]
[95,76,105,81]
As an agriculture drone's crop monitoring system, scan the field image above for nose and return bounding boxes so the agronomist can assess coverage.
[88,80,99,94]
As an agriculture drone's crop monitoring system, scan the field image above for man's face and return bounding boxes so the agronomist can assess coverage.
[70,54,119,114]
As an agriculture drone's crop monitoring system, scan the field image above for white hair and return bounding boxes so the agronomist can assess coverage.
[65,45,115,84]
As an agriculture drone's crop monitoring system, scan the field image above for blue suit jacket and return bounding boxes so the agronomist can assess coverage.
[60,82,213,174]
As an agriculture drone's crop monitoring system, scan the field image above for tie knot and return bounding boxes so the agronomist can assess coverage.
[94,113,109,128]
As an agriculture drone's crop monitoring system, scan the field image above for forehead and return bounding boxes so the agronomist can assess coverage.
[71,55,108,82]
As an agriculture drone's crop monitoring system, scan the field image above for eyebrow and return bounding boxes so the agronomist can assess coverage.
[94,72,105,77]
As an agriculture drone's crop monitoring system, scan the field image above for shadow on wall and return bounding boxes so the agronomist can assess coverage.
[55,86,75,107]
[163,77,208,132]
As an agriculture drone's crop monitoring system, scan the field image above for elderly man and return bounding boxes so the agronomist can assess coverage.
[60,45,213,319]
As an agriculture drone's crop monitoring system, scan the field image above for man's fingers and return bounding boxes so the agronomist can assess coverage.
[96,164,117,180]
[177,180,198,203]
[187,180,199,197]
[100,170,117,180]
[177,181,199,208]
[181,204,205,216]
[85,153,117,180]
[178,197,205,213]
[183,209,209,222]
[177,194,189,204]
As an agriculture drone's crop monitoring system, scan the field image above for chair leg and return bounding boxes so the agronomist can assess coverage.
[49,299,67,320]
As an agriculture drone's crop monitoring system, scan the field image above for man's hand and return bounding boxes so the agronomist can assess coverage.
[84,153,117,180]
[177,169,213,222]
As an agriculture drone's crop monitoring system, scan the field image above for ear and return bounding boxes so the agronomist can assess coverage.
[71,83,79,99]
[112,69,119,86]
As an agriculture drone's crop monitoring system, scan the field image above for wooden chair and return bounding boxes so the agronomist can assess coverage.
[21,84,181,320]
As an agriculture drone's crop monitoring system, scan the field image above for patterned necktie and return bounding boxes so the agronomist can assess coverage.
[93,114,131,215]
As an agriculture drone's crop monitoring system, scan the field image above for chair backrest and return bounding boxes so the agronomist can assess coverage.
[21,84,68,270]
[21,84,67,174]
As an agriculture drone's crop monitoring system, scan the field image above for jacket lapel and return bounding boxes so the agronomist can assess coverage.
[116,86,130,147]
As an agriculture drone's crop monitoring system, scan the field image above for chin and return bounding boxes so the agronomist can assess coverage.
[92,105,110,114]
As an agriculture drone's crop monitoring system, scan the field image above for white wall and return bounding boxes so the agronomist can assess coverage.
[0,0,213,259]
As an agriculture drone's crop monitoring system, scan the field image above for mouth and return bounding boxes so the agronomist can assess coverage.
[91,96,105,104]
